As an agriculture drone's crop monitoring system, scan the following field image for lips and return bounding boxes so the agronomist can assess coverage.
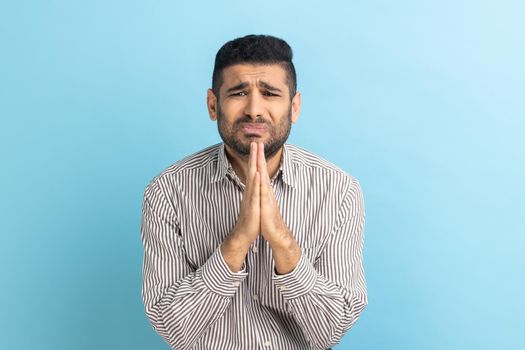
[240,123,268,135]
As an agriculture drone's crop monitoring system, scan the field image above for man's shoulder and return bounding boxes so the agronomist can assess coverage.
[144,143,221,193]
[161,143,220,176]
[285,143,356,181]
[285,144,363,206]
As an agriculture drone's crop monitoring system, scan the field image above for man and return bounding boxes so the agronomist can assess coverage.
[141,34,367,350]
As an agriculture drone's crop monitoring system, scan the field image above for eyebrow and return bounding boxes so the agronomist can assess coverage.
[225,81,284,94]
[259,81,283,93]
[225,82,248,94]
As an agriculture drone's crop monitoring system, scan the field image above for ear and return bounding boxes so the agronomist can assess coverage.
[291,91,302,123]
[207,89,218,121]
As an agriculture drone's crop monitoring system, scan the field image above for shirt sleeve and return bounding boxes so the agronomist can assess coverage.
[272,177,368,350]
[140,179,247,350]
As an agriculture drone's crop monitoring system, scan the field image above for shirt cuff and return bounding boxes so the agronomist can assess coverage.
[201,247,248,298]
[272,250,317,300]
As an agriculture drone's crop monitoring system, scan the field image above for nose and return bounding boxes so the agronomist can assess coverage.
[243,92,264,120]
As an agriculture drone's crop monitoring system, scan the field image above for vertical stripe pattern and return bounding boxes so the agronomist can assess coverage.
[140,143,367,350]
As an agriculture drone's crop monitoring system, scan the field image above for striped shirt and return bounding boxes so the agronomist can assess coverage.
[140,143,367,350]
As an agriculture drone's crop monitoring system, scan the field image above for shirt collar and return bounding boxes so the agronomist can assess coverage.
[211,143,297,189]
[280,144,297,189]
[210,143,230,183]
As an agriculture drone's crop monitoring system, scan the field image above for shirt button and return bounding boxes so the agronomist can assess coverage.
[263,340,271,347]
[279,286,288,291]
[233,281,241,287]
[252,246,258,253]
[252,294,258,301]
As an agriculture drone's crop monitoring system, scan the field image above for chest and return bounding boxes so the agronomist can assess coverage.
[177,180,338,270]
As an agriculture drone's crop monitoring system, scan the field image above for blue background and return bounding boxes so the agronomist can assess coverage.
[1,1,524,349]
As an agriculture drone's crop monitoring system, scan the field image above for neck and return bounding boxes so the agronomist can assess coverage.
[224,144,283,185]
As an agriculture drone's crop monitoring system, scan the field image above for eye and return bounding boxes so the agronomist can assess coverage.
[263,91,278,97]
[231,91,247,97]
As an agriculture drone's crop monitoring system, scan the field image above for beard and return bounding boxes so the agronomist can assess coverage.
[216,104,292,159]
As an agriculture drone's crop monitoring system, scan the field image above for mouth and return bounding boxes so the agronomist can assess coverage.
[240,123,268,136]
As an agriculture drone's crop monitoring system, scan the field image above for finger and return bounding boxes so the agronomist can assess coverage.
[254,171,260,200]
[254,171,261,235]
[248,142,257,180]
[259,142,274,196]
[257,142,269,181]
[257,142,266,196]
[250,170,261,214]
[246,142,256,187]
[243,142,256,197]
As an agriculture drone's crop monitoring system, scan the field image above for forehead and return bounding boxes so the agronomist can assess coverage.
[220,63,288,87]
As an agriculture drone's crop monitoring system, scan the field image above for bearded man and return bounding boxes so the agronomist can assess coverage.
[140,34,367,350]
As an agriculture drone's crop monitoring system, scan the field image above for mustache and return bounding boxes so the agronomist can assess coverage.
[234,115,269,126]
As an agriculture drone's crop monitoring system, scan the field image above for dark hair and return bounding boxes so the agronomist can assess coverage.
[212,34,297,99]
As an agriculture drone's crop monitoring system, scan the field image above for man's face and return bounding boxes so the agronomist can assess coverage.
[208,63,301,159]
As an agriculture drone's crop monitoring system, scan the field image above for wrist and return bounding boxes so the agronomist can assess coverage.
[220,229,254,273]
[270,235,301,275]
[227,227,255,250]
